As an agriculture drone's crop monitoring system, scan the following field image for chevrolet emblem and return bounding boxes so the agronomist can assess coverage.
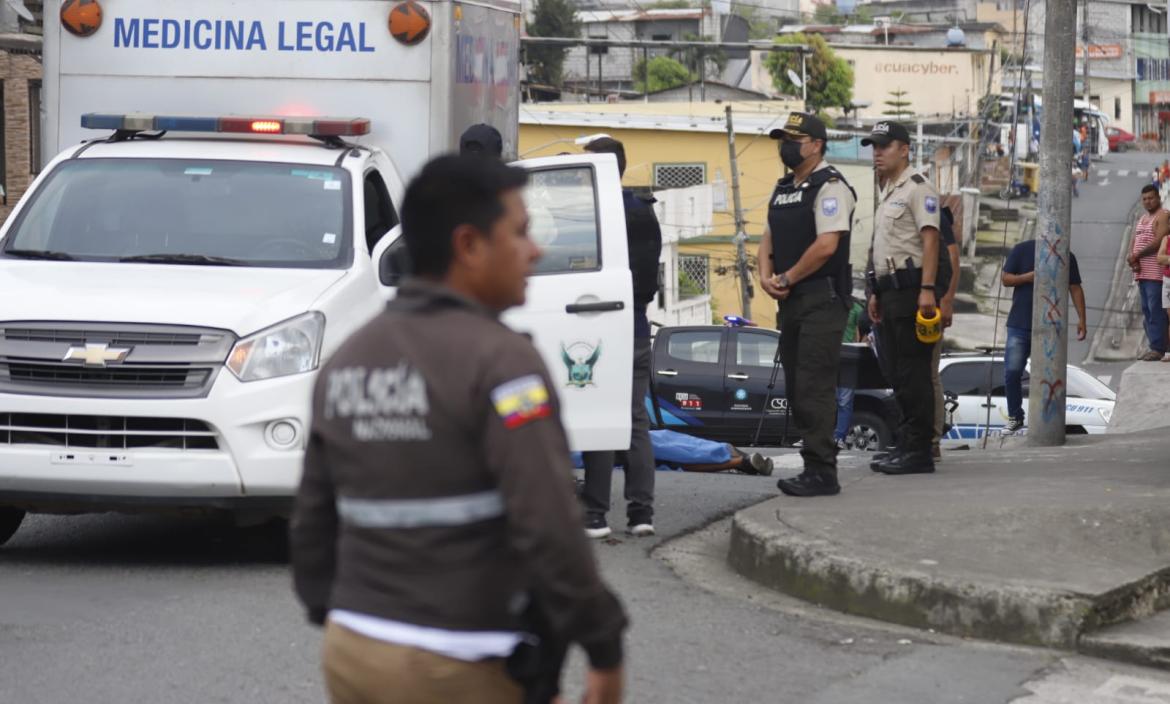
[62,343,132,367]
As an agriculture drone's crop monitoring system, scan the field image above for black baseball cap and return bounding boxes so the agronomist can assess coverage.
[769,112,828,142]
[862,121,912,147]
[459,123,503,157]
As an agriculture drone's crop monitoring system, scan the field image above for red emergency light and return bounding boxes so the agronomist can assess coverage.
[81,113,372,137]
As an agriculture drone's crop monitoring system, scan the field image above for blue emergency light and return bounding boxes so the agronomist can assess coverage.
[723,315,757,328]
[80,113,371,137]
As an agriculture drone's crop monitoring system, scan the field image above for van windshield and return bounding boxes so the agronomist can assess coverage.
[2,158,351,269]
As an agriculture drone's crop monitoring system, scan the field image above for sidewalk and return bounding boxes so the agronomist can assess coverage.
[728,429,1170,665]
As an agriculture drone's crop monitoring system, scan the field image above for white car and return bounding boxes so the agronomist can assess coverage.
[938,354,1115,440]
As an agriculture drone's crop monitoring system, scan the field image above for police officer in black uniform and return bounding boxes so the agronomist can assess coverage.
[757,112,857,497]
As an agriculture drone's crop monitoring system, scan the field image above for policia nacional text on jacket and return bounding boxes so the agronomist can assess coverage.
[757,112,857,498]
[290,155,627,704]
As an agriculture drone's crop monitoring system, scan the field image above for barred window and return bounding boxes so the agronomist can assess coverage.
[654,163,706,189]
[678,254,709,299]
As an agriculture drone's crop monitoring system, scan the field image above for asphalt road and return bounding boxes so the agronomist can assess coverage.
[4,458,1169,703]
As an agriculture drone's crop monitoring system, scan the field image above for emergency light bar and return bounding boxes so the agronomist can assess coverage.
[80,113,371,137]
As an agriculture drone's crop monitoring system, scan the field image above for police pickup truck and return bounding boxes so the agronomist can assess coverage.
[0,0,633,546]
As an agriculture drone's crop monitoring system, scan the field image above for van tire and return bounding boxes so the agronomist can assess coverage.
[0,507,25,547]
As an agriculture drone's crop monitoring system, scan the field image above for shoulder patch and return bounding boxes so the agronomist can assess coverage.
[491,375,552,429]
[924,195,939,214]
[822,197,839,217]
[911,174,926,184]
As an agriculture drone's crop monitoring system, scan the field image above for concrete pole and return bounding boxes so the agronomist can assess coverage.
[1028,0,1077,446]
[643,46,649,103]
[961,187,980,259]
[916,119,924,170]
[1081,0,1092,149]
[800,52,808,108]
[725,105,752,317]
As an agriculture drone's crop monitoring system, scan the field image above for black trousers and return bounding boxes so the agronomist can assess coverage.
[876,288,936,454]
[581,338,655,524]
[778,287,847,479]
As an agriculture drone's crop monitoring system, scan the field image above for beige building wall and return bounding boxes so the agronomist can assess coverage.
[837,45,997,120]
[748,45,999,121]
[1090,76,1134,134]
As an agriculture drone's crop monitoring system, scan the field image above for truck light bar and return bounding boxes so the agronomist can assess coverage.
[80,113,371,137]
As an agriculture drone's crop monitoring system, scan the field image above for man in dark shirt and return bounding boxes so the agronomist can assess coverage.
[1000,239,1087,433]
[579,137,662,538]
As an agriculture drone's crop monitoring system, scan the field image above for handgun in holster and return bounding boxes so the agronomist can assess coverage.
[835,264,853,306]
[506,597,569,704]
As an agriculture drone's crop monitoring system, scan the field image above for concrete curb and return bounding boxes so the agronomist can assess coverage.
[727,499,1170,651]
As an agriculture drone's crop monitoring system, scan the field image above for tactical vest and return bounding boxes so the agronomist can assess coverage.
[768,165,856,289]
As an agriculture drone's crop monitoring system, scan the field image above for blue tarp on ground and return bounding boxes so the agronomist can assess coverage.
[571,430,732,469]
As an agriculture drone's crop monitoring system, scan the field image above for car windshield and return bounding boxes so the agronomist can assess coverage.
[2,158,351,269]
[1066,366,1116,401]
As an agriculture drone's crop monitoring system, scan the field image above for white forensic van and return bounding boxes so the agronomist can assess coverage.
[0,0,633,545]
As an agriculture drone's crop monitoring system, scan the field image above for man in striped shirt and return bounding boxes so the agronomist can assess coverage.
[1128,185,1170,361]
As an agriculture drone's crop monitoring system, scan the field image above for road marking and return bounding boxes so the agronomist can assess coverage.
[1100,170,1111,177]
[1100,178,1111,187]
[1117,170,1130,177]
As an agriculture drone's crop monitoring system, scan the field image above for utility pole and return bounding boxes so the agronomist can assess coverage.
[1081,0,1092,150]
[800,51,808,107]
[1029,0,1077,446]
[725,105,752,317]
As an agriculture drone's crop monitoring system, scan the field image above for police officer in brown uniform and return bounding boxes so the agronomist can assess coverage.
[758,112,857,497]
[291,155,626,704]
[864,121,946,475]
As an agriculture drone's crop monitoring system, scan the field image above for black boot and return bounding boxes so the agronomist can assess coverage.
[777,472,841,497]
[874,450,935,475]
[870,446,902,471]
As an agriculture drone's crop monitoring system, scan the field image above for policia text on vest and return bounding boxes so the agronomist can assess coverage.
[863,120,951,477]
[757,113,856,498]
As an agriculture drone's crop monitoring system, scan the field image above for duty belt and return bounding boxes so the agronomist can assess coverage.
[873,267,923,294]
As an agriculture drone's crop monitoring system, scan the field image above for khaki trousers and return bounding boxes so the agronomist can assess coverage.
[322,621,523,704]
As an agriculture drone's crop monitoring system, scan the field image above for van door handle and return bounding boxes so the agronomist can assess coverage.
[656,370,678,377]
[566,301,625,314]
[727,373,750,380]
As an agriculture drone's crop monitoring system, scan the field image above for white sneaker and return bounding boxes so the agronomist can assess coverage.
[584,516,611,539]
[626,523,655,537]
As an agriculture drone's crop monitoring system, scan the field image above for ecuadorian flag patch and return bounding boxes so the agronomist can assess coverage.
[492,375,552,429]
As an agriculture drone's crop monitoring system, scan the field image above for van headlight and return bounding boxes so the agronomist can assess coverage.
[227,312,325,382]
[1098,405,1113,424]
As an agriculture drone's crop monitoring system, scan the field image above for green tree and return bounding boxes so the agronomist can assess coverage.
[731,3,778,40]
[670,33,728,81]
[525,0,580,87]
[764,33,853,112]
[634,55,693,93]
[882,88,914,119]
[652,0,693,7]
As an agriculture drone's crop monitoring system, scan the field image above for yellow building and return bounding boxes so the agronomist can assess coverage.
[520,101,877,328]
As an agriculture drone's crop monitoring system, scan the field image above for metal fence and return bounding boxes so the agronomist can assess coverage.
[678,254,709,299]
